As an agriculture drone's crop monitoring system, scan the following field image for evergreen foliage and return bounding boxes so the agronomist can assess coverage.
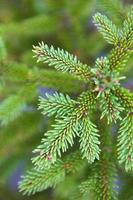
[19,151,84,195]
[0,1,133,200]
[19,5,133,199]
[117,114,133,171]
[79,118,100,163]
[32,43,91,81]
[93,13,119,45]
[38,92,76,117]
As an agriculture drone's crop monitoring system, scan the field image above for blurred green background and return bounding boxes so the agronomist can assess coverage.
[0,0,132,199]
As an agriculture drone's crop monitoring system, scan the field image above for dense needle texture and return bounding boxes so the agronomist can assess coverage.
[19,7,133,200]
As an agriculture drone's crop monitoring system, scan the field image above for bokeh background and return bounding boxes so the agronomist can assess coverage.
[0,0,132,199]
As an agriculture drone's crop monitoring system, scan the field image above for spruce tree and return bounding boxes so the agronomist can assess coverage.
[19,6,133,200]
[0,1,132,200]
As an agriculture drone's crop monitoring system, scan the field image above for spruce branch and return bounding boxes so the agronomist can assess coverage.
[76,91,96,111]
[75,91,97,119]
[32,91,97,169]
[0,95,25,126]
[108,42,131,72]
[108,7,133,71]
[32,116,79,169]
[93,13,119,45]
[91,56,126,121]
[91,57,125,95]
[112,87,133,112]
[1,61,83,94]
[78,159,118,200]
[0,112,41,160]
[78,177,96,200]
[94,161,118,200]
[121,6,133,45]
[19,160,66,195]
[0,14,58,40]
[79,118,100,163]
[93,122,119,200]
[0,84,36,125]
[92,7,133,72]
[99,91,124,124]
[33,42,91,81]
[38,92,76,117]
[117,113,133,171]
[78,163,118,200]
[19,151,84,195]
[18,7,133,198]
